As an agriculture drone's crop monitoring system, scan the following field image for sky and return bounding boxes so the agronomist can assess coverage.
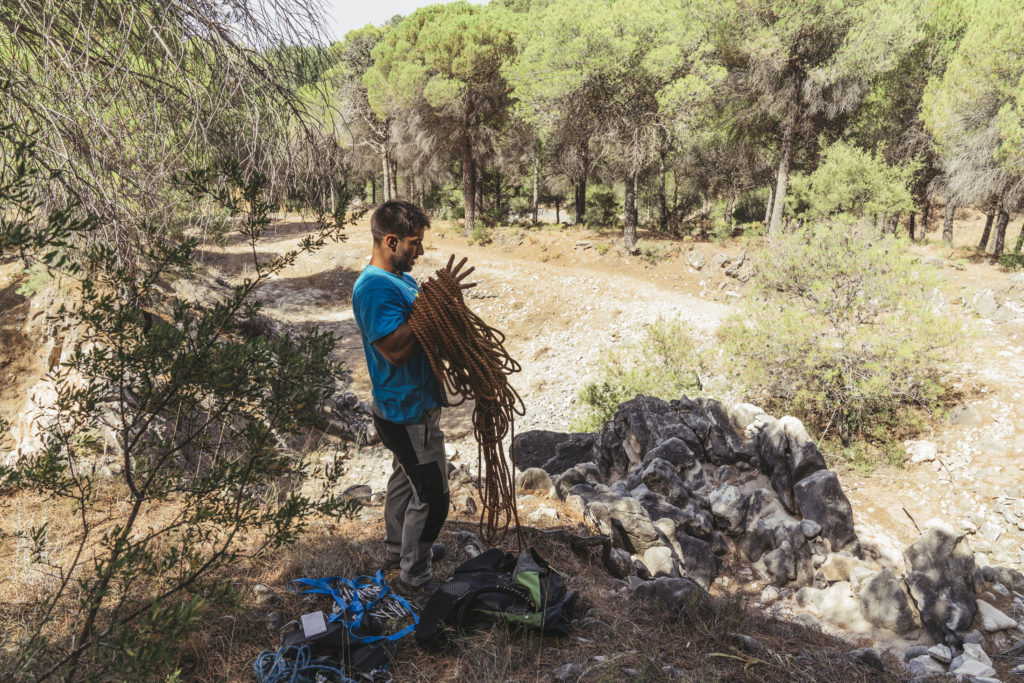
[321,0,484,41]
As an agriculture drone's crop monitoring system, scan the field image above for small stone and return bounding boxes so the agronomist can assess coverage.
[906,654,946,675]
[341,484,372,505]
[444,443,458,458]
[760,586,779,604]
[980,520,1004,542]
[963,630,983,644]
[800,519,822,538]
[977,598,1018,631]
[527,506,559,524]
[962,642,993,666]
[902,645,930,662]
[551,663,582,682]
[926,644,951,663]
[951,659,996,678]
[905,440,938,463]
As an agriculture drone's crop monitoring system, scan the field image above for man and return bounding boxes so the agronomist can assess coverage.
[351,200,474,595]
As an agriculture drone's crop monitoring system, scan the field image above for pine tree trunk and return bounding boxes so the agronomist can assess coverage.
[993,206,1010,258]
[461,150,476,236]
[769,103,797,234]
[624,171,638,252]
[889,213,900,235]
[382,152,392,202]
[575,145,589,223]
[1013,220,1024,253]
[555,197,560,224]
[726,189,737,227]
[658,152,668,232]
[908,212,916,240]
[943,203,955,246]
[370,177,376,204]
[921,200,931,239]
[764,184,775,225]
[980,209,995,250]
[531,157,539,225]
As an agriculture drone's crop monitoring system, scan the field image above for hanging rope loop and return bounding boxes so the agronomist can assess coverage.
[407,258,524,546]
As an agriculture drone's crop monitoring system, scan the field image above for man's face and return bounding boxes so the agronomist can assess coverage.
[391,227,425,273]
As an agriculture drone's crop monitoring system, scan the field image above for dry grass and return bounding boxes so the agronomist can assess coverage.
[0,478,909,681]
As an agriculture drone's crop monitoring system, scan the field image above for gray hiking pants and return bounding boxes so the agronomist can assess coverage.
[372,405,449,587]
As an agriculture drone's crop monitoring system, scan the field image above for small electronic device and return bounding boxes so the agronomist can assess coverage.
[300,610,328,638]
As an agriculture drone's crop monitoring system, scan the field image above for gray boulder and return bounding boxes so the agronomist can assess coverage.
[517,467,554,493]
[643,545,680,578]
[576,486,661,554]
[553,462,604,498]
[637,490,715,541]
[756,416,827,513]
[858,568,917,635]
[637,457,690,506]
[514,430,571,470]
[544,434,598,475]
[793,470,859,553]
[640,438,705,489]
[600,396,704,477]
[671,532,721,589]
[739,488,800,562]
[903,528,978,644]
[709,484,747,534]
[763,541,797,585]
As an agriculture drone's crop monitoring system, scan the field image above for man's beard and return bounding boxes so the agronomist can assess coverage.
[394,244,416,272]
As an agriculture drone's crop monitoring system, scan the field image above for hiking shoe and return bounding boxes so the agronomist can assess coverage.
[393,577,439,608]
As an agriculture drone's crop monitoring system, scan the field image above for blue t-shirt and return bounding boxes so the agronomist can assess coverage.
[352,265,444,424]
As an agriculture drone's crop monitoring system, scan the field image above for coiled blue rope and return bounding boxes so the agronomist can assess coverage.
[253,644,354,683]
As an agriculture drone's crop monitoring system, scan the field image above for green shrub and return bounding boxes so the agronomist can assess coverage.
[467,223,492,245]
[998,251,1024,270]
[575,317,705,430]
[718,220,961,449]
[787,140,918,220]
[15,263,52,297]
[637,241,672,265]
[595,242,611,256]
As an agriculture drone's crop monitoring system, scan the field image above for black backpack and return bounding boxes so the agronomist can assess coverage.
[414,546,577,650]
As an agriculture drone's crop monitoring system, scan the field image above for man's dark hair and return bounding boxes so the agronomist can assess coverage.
[371,200,430,245]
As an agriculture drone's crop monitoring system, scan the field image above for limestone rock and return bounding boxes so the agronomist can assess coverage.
[906,654,946,675]
[709,484,747,535]
[728,403,767,432]
[859,568,917,635]
[903,528,978,644]
[927,644,951,663]
[576,485,661,554]
[904,440,938,464]
[976,598,1018,631]
[643,545,679,578]
[514,430,571,470]
[517,467,555,494]
[793,470,859,553]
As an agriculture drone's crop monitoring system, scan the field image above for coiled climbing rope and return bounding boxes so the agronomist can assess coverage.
[407,257,525,546]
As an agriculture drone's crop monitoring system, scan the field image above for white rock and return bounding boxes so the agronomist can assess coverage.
[905,440,938,463]
[906,654,946,675]
[977,599,1018,631]
[760,586,779,604]
[527,506,559,524]
[951,659,997,678]
[963,642,993,666]
[926,644,951,663]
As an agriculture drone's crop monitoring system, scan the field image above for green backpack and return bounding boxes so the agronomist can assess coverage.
[414,546,577,650]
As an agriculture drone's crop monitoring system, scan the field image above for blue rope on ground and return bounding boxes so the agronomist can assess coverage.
[253,644,355,683]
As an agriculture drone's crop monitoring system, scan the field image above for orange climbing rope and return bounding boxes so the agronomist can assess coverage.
[407,260,525,546]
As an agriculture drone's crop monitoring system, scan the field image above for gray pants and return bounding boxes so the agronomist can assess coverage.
[372,406,449,587]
